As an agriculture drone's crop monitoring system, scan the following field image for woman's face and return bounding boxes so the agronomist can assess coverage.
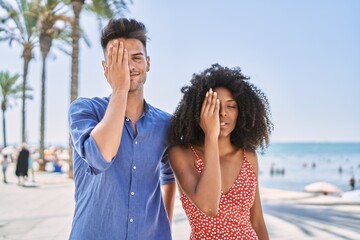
[213,87,238,138]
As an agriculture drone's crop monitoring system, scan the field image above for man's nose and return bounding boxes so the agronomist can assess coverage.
[128,60,135,71]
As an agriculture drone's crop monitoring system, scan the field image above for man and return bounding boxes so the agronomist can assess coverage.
[15,143,29,186]
[68,18,176,240]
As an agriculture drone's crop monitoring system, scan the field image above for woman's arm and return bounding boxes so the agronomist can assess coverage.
[161,181,177,224]
[248,152,269,240]
[169,89,221,216]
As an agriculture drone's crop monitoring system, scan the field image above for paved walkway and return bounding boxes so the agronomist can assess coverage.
[1,164,360,239]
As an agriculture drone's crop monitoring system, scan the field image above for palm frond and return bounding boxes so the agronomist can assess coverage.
[80,27,91,47]
[110,0,132,17]
[0,0,39,46]
[53,43,71,56]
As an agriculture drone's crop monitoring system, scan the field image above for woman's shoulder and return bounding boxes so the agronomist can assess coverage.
[169,144,200,163]
[169,145,189,156]
[243,149,259,173]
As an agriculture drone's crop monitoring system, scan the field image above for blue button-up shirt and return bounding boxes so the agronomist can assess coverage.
[68,96,174,240]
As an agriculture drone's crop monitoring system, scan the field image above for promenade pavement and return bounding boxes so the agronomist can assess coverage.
[1,163,360,240]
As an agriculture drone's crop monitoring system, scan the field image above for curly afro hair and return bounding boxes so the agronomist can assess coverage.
[169,64,273,151]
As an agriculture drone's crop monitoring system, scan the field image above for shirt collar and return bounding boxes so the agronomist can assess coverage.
[106,94,152,117]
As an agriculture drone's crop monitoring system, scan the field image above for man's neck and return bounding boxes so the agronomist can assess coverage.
[126,91,145,123]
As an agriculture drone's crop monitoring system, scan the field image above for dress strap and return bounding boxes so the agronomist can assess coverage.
[190,145,201,160]
[189,145,204,173]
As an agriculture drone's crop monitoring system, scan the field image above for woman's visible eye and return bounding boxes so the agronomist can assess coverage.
[227,105,237,109]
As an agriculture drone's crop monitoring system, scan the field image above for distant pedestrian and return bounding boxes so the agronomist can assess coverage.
[350,176,355,190]
[28,154,35,182]
[15,143,29,186]
[1,154,9,183]
[338,166,343,174]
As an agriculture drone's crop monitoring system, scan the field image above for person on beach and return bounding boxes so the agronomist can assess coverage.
[27,152,35,182]
[15,143,29,186]
[169,64,272,239]
[1,154,9,183]
[68,18,176,240]
[350,176,355,190]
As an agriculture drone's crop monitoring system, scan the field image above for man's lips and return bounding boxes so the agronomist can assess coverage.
[130,72,139,78]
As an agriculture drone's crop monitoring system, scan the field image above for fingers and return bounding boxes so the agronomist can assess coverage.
[112,41,118,64]
[202,88,218,114]
[201,91,209,115]
[122,48,128,65]
[215,98,220,113]
[209,90,218,113]
[107,43,113,67]
[118,41,125,64]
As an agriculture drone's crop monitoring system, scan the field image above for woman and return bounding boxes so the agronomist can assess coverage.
[169,64,273,239]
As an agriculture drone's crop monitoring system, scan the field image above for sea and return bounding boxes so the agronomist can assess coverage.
[257,142,360,193]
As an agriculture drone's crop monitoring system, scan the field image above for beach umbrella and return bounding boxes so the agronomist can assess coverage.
[341,190,360,202]
[304,181,342,195]
[1,146,16,155]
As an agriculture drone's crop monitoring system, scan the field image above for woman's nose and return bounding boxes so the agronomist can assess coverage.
[219,106,227,116]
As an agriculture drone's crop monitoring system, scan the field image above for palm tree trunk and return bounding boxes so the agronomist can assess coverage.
[2,109,6,147]
[21,47,32,143]
[39,30,52,171]
[39,54,47,171]
[68,0,84,179]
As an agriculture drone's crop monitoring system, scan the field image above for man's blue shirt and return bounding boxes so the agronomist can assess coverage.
[68,96,174,240]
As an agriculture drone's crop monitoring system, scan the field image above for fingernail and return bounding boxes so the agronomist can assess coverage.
[209,88,213,93]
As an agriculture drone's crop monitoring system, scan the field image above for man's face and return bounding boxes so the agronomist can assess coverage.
[103,38,150,93]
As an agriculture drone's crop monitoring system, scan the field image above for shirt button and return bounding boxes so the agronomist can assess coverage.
[131,192,135,196]
[129,218,134,223]
[125,118,129,121]
[135,141,138,144]
[133,166,137,170]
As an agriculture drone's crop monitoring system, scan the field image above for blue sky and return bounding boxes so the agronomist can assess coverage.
[0,0,359,146]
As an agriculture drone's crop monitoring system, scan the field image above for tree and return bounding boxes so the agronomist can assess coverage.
[0,0,39,143]
[67,0,132,178]
[0,71,32,147]
[38,0,72,170]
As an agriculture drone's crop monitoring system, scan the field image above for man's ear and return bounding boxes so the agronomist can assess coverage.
[101,60,108,77]
[102,60,107,70]
[146,56,150,72]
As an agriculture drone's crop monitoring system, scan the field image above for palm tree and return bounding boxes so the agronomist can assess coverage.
[67,0,132,178]
[38,0,72,170]
[0,71,32,147]
[0,0,40,143]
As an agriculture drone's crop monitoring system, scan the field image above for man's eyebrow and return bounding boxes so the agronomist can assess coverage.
[131,52,144,57]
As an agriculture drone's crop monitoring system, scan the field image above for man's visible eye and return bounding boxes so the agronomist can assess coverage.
[133,57,143,62]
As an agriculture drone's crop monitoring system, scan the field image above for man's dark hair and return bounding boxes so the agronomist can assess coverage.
[101,18,148,52]
[169,64,273,151]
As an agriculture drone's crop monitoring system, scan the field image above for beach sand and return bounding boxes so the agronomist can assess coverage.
[1,164,359,239]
